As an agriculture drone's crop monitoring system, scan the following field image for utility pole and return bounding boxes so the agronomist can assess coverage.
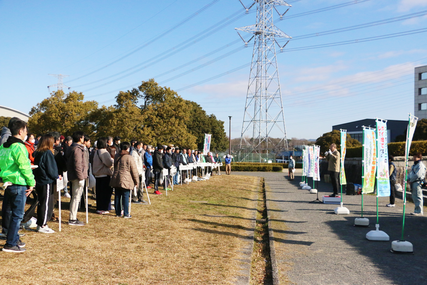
[47,74,71,93]
[236,0,291,162]
[229,116,232,155]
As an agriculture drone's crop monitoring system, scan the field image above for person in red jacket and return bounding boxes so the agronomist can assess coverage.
[24,133,36,165]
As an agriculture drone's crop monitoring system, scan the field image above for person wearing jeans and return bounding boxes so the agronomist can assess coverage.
[110,142,139,218]
[0,119,35,252]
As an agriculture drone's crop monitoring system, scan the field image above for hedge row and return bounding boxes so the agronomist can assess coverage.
[231,162,302,169]
[345,141,427,158]
[220,164,283,172]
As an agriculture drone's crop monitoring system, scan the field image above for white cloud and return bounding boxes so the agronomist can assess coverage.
[292,62,348,83]
[402,14,427,25]
[398,0,427,12]
[283,62,417,107]
[376,49,427,59]
[190,80,247,99]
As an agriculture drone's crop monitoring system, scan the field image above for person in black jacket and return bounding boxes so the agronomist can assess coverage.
[33,134,59,234]
[153,144,164,195]
[163,146,173,190]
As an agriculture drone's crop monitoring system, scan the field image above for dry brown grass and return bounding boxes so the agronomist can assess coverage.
[0,175,260,285]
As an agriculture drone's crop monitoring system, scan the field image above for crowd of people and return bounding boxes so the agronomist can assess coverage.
[0,117,224,253]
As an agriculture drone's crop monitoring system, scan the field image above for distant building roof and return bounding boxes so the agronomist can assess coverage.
[0,105,29,122]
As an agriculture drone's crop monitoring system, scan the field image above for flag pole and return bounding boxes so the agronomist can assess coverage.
[392,114,417,253]
[355,126,370,226]
[366,119,389,241]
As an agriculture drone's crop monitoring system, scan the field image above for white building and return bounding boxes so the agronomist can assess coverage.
[415,65,427,119]
[0,105,30,122]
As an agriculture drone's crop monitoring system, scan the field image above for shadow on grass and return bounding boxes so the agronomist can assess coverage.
[192,228,253,240]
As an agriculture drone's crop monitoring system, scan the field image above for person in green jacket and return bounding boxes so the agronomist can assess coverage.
[0,119,35,253]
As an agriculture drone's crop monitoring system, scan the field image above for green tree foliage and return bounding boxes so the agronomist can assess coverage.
[137,78,165,109]
[0,116,11,128]
[395,118,427,142]
[315,130,362,154]
[186,101,227,151]
[28,90,98,137]
[94,90,144,141]
[141,87,197,148]
[26,79,228,148]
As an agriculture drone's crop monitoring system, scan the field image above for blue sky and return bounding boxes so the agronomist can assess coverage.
[1,0,427,140]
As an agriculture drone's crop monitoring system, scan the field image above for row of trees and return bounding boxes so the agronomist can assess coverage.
[26,79,228,151]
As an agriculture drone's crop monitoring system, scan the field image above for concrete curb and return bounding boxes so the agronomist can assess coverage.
[234,176,260,285]
[265,182,280,285]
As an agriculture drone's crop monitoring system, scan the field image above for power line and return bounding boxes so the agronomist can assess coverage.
[88,28,427,100]
[78,5,422,94]
[62,0,179,70]
[74,9,248,89]
[67,0,369,87]
[66,0,221,84]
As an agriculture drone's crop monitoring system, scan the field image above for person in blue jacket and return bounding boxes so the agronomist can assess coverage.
[144,145,153,189]
[225,154,232,175]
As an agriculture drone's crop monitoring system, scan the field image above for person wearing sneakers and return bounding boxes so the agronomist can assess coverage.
[325,143,340,197]
[110,142,139,218]
[33,134,59,234]
[407,152,426,216]
[153,144,164,195]
[387,155,397,208]
[0,119,35,252]
[66,131,88,226]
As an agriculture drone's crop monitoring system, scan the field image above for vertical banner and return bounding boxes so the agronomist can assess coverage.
[376,120,390,197]
[340,130,347,185]
[308,146,314,177]
[405,114,418,162]
[313,145,320,181]
[362,128,376,194]
[303,146,309,177]
[203,134,211,155]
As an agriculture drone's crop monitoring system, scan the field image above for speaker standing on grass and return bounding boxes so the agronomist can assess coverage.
[33,134,59,234]
[110,142,139,218]
[0,119,35,253]
[325,143,340,197]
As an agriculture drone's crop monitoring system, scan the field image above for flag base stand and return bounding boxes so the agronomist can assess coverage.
[354,217,369,227]
[322,196,341,204]
[309,188,317,194]
[366,224,389,241]
[391,240,413,253]
[302,185,311,190]
[334,202,350,215]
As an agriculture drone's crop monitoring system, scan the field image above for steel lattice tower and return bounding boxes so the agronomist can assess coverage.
[236,0,291,162]
[47,74,70,93]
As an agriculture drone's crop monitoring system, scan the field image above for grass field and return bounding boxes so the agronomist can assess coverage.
[0,174,261,284]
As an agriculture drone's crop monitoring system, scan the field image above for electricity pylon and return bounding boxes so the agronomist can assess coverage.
[236,0,291,162]
[47,74,71,93]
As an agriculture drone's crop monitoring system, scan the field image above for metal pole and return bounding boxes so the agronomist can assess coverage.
[229,116,232,155]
